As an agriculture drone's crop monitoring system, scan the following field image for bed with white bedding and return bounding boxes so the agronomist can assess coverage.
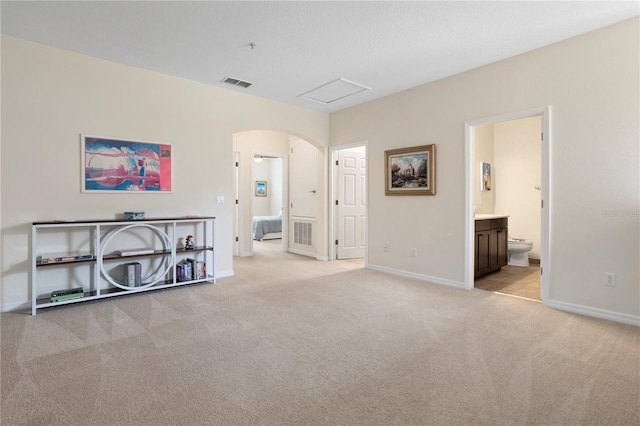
[252,214,282,240]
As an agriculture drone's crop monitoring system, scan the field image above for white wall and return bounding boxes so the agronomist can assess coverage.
[330,18,639,323]
[0,35,329,310]
[494,116,542,260]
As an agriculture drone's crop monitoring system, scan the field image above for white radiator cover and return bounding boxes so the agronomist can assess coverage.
[293,221,314,247]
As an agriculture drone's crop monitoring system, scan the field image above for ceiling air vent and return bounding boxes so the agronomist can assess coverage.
[222,77,252,88]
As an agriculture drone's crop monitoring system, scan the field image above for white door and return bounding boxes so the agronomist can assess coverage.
[337,147,366,259]
[289,138,318,218]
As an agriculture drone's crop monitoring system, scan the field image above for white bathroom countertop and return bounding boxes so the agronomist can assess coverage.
[474,214,510,220]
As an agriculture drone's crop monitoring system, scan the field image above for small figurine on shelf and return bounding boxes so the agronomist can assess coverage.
[185,235,194,249]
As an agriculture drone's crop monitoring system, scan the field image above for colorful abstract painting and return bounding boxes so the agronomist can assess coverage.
[82,135,172,192]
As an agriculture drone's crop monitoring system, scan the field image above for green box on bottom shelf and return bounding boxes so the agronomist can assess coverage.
[51,292,85,302]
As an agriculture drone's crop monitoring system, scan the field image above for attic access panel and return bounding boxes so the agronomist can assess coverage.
[298,78,371,104]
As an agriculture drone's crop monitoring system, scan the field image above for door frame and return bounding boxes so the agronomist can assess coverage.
[464,107,551,304]
[250,153,287,256]
[233,151,240,257]
[329,142,368,261]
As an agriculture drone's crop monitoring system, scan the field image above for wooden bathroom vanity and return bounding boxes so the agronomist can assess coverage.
[474,215,508,278]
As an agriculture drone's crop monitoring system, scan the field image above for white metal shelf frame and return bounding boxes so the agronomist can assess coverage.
[31,217,215,315]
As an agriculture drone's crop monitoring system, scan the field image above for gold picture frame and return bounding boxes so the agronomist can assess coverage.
[384,144,435,195]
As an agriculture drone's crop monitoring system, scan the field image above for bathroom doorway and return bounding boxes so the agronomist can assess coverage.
[465,107,550,304]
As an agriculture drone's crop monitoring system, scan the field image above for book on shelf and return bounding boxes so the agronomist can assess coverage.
[50,287,85,302]
[176,263,184,282]
[176,259,202,282]
[124,262,142,287]
[200,261,206,279]
[183,260,192,281]
[187,258,206,280]
[116,248,155,257]
[135,263,142,286]
[37,253,94,264]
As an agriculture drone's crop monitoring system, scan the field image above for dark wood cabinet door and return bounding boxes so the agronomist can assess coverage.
[489,229,500,271]
[475,218,509,278]
[475,231,491,277]
[496,227,508,268]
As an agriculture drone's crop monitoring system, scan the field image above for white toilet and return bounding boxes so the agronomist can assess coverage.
[507,238,533,267]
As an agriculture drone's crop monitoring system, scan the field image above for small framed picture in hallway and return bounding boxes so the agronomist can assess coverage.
[481,162,492,191]
[255,181,267,197]
[385,144,435,195]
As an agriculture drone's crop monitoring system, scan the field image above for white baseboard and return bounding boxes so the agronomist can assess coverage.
[366,263,466,290]
[2,300,30,313]
[547,299,640,326]
[364,266,639,327]
[287,247,316,258]
[316,255,329,261]
[215,270,234,279]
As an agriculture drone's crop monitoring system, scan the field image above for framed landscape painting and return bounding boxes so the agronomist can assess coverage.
[385,144,435,195]
[82,135,172,193]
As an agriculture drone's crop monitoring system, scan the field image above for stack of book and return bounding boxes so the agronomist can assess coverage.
[176,258,205,282]
[124,262,142,287]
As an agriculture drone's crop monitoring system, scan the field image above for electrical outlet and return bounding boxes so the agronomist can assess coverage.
[411,248,418,257]
[605,272,616,287]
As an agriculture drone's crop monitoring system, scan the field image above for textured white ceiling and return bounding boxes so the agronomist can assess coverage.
[2,1,638,113]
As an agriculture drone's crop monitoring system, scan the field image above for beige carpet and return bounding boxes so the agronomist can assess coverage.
[2,241,639,425]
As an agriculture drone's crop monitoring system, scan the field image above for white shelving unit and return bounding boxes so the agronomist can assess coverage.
[31,217,215,315]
